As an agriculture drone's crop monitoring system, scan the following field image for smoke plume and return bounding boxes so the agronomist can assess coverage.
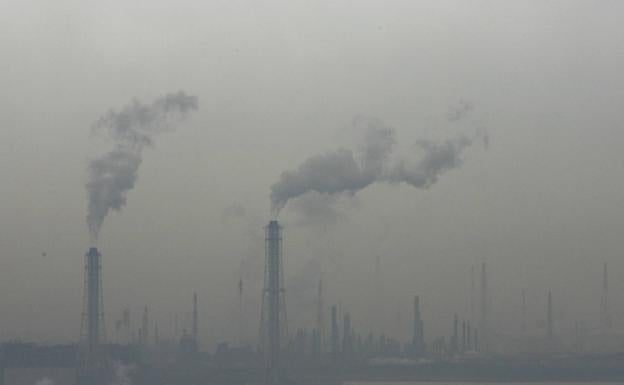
[270,117,482,215]
[385,136,473,188]
[270,117,394,215]
[86,91,198,242]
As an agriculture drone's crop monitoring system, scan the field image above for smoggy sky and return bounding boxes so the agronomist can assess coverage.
[1,0,624,347]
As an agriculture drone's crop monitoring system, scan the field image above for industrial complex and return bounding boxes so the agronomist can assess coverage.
[0,220,623,385]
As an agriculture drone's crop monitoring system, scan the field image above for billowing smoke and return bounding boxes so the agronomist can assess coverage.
[385,136,473,188]
[86,92,198,242]
[270,118,394,215]
[270,116,482,215]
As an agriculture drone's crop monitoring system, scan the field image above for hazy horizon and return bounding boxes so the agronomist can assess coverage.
[1,0,624,351]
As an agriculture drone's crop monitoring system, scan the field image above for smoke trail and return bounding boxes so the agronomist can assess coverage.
[385,136,473,188]
[270,117,482,215]
[86,91,198,241]
[270,117,395,215]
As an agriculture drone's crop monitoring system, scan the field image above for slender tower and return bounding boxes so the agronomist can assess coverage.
[547,291,554,340]
[122,308,131,344]
[479,262,488,351]
[601,262,612,331]
[412,296,425,356]
[331,305,339,359]
[470,265,475,323]
[141,306,149,348]
[316,280,324,354]
[239,278,244,345]
[342,313,352,361]
[260,220,287,385]
[521,289,527,333]
[80,247,105,366]
[192,292,199,347]
[452,314,459,354]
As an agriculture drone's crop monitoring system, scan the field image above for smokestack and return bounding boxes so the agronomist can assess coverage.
[239,278,244,345]
[192,292,199,346]
[480,262,488,351]
[123,308,130,344]
[462,320,466,352]
[521,289,527,333]
[452,314,459,354]
[260,220,287,385]
[412,296,425,356]
[142,306,149,348]
[81,247,105,366]
[470,265,475,324]
[547,291,554,340]
[601,262,612,331]
[317,280,324,354]
[331,305,339,359]
[342,312,352,362]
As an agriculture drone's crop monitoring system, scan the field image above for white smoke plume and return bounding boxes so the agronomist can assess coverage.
[86,91,198,242]
[270,116,483,215]
[385,135,473,188]
[270,117,395,215]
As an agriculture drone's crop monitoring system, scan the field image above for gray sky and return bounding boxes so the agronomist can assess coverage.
[1,0,624,347]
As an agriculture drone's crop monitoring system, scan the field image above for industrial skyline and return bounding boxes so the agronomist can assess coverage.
[2,1,624,383]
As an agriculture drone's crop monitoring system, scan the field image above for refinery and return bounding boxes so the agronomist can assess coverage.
[3,2,624,384]
[0,220,623,385]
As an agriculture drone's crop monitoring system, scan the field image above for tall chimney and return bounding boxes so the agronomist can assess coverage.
[81,247,105,366]
[260,220,287,385]
[317,280,324,354]
[331,305,340,359]
[601,262,612,331]
[192,292,199,346]
[412,296,425,356]
[142,306,149,347]
[480,262,488,351]
[547,291,554,340]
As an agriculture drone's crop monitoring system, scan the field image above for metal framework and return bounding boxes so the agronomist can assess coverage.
[80,247,106,368]
[260,220,287,385]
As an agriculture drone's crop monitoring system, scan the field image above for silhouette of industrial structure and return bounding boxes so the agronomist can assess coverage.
[259,220,288,385]
[5,225,624,385]
[78,247,107,384]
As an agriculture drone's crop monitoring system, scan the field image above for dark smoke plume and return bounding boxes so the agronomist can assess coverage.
[270,117,481,215]
[86,91,198,242]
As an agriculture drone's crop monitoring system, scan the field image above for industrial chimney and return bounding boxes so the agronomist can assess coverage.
[412,296,425,356]
[193,292,199,349]
[260,220,287,385]
[80,247,105,367]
